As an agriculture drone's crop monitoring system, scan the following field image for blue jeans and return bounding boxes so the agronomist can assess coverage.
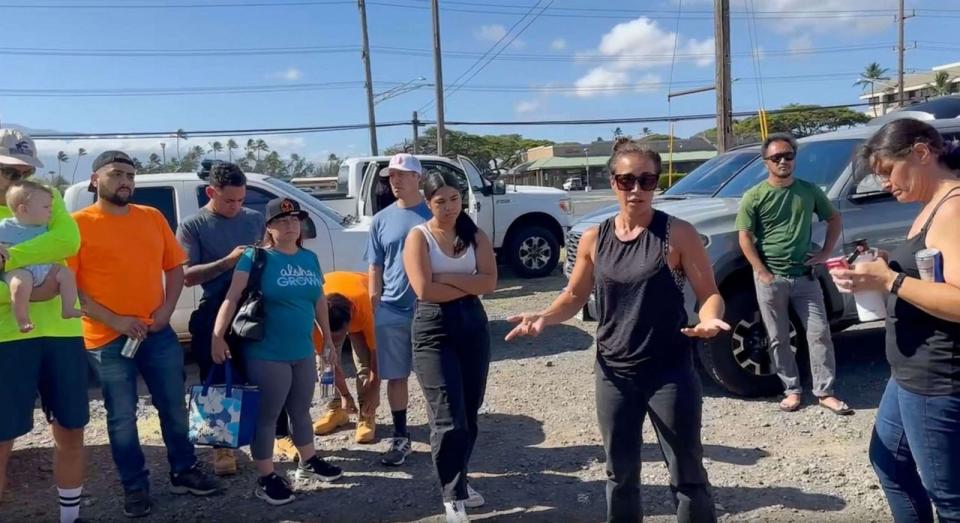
[870,378,960,523]
[88,327,196,494]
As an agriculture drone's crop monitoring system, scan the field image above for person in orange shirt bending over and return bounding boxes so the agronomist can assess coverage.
[69,151,222,519]
[278,271,378,450]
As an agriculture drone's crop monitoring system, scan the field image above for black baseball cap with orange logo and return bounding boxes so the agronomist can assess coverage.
[265,197,308,224]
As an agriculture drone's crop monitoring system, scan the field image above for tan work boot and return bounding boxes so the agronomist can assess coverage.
[274,436,299,462]
[313,407,350,435]
[355,415,376,444]
[213,448,238,476]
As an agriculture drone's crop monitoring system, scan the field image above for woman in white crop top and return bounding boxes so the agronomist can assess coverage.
[403,170,497,521]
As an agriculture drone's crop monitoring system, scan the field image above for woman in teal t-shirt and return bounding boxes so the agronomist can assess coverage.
[212,197,341,506]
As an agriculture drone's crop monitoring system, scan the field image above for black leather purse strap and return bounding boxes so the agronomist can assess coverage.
[242,247,268,297]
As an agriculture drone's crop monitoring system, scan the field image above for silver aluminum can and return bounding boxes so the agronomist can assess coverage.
[916,248,941,282]
[120,336,142,358]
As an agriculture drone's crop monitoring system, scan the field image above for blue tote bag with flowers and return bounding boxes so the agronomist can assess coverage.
[188,362,261,449]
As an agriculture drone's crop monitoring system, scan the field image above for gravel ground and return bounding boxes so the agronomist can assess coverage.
[0,270,894,522]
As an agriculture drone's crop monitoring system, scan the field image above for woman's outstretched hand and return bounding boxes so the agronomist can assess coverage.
[505,313,545,341]
[681,318,731,339]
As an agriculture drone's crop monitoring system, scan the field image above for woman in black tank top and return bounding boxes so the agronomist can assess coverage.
[506,139,730,523]
[830,119,960,523]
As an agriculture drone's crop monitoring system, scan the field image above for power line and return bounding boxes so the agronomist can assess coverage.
[0,1,351,8]
[417,0,545,115]
[28,101,876,141]
[0,71,865,98]
[441,0,553,104]
[0,43,893,60]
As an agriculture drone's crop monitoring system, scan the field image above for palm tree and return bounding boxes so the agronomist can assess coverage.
[226,139,239,162]
[209,141,223,159]
[854,62,891,116]
[56,151,69,180]
[255,139,270,162]
[641,126,651,136]
[175,129,188,161]
[160,142,167,164]
[71,147,87,183]
[932,71,954,96]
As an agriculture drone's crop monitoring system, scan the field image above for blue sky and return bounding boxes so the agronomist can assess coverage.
[0,0,957,177]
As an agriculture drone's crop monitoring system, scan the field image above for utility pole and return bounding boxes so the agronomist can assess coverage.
[358,0,378,155]
[897,0,905,107]
[431,0,446,155]
[412,111,420,154]
[714,0,733,152]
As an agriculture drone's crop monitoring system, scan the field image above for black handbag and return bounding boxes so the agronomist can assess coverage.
[229,247,268,342]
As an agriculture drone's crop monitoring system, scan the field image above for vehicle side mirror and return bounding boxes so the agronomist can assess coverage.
[493,180,507,195]
[303,216,318,239]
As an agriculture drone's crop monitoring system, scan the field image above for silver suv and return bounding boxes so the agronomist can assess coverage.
[565,119,960,397]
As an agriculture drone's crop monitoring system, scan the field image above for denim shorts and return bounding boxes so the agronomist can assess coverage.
[0,336,90,441]
[375,303,415,380]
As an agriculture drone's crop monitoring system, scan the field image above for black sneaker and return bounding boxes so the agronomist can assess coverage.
[381,436,412,466]
[256,473,295,506]
[170,464,223,496]
[295,455,343,482]
[123,489,152,518]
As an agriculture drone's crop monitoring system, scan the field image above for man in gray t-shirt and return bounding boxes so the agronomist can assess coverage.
[176,162,263,476]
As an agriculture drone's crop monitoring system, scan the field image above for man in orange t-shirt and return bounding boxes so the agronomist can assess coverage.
[69,151,221,518]
[310,271,378,443]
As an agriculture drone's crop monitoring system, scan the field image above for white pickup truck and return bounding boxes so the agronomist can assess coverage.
[62,154,572,340]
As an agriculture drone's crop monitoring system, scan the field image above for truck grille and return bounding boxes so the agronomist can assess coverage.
[564,230,582,277]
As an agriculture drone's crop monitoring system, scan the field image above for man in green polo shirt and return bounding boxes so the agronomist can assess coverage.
[0,128,89,523]
[736,133,851,416]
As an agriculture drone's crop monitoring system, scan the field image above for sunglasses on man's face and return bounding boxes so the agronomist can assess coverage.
[764,152,796,163]
[0,166,34,181]
[612,173,659,192]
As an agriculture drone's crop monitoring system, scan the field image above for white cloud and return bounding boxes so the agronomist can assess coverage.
[634,74,663,93]
[573,67,630,98]
[268,67,302,82]
[476,24,507,43]
[551,38,567,50]
[742,0,894,34]
[514,99,542,114]
[787,35,814,55]
[572,17,711,98]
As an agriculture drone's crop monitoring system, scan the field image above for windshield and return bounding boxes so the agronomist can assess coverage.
[715,139,862,198]
[664,149,759,197]
[265,177,351,224]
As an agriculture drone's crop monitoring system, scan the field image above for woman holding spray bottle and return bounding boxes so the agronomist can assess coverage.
[830,118,960,522]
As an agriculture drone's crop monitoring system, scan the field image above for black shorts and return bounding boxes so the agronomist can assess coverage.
[0,336,90,441]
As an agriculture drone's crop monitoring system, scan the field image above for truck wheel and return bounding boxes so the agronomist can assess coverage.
[698,288,803,397]
[508,226,560,278]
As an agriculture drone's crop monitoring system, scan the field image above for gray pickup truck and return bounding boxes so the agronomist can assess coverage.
[565,118,960,397]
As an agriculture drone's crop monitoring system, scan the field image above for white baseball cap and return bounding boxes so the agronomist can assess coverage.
[0,128,44,169]
[381,153,422,177]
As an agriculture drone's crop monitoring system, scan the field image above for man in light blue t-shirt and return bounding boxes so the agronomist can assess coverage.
[365,153,431,467]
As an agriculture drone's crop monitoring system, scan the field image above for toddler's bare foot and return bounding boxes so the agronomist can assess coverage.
[62,307,83,319]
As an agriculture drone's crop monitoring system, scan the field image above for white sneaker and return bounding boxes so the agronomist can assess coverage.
[444,500,470,522]
[464,483,485,508]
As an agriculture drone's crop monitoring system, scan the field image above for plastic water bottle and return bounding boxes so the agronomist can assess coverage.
[319,365,334,400]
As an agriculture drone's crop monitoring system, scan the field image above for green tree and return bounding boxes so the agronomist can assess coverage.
[854,62,890,116]
[56,151,69,180]
[387,128,553,171]
[932,71,955,96]
[226,139,239,162]
[262,151,285,176]
[255,139,270,162]
[147,153,162,172]
[209,141,223,159]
